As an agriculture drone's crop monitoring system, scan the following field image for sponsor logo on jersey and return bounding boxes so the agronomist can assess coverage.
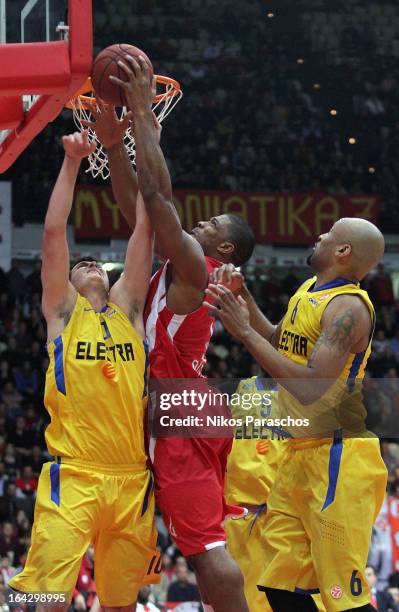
[319,293,331,301]
[75,341,135,362]
[308,297,318,307]
[330,585,343,599]
[104,308,117,318]
[279,329,308,356]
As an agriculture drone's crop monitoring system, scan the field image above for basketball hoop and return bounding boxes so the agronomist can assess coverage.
[67,76,182,180]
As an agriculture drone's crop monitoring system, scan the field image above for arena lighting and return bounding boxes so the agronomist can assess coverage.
[348,137,357,144]
[330,109,337,116]
[369,167,376,174]
[313,83,321,89]
[103,262,116,271]
[267,12,274,18]
[297,58,305,64]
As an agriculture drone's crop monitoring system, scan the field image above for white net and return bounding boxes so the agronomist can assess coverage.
[70,77,183,180]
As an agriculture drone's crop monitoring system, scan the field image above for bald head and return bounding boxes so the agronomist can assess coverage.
[309,218,385,280]
[333,218,385,278]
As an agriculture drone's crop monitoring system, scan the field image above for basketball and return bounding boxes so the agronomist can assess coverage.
[91,44,154,107]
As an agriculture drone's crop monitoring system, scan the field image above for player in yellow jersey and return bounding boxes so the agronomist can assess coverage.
[224,378,325,612]
[205,218,388,612]
[9,131,160,611]
[224,377,287,612]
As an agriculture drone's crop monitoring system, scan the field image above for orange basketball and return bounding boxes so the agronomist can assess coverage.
[91,44,153,107]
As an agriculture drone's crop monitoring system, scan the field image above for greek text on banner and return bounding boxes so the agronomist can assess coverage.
[74,186,380,245]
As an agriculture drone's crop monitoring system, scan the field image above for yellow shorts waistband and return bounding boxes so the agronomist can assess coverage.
[288,437,335,450]
[52,456,148,474]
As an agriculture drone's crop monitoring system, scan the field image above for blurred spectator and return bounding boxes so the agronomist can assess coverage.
[6,263,26,302]
[136,586,161,611]
[370,265,395,307]
[0,523,18,563]
[15,466,38,498]
[13,361,38,398]
[365,564,398,610]
[166,562,201,603]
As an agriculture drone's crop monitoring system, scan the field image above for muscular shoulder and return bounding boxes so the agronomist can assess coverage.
[321,294,372,349]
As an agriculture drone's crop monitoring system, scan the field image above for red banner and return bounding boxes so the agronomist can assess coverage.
[73,186,380,245]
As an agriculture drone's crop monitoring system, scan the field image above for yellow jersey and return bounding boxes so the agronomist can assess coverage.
[44,294,149,466]
[225,376,288,505]
[277,276,375,438]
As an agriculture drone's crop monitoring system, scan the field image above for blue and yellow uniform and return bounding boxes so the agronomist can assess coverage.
[258,278,388,611]
[225,377,287,612]
[9,295,160,606]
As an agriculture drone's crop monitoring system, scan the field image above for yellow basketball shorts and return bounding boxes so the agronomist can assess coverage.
[226,505,271,612]
[9,460,161,606]
[258,437,387,611]
[226,505,326,612]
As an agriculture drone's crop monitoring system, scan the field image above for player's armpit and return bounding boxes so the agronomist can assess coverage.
[307,294,372,379]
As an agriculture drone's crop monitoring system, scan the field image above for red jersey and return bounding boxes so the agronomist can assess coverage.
[144,257,221,379]
[143,256,241,556]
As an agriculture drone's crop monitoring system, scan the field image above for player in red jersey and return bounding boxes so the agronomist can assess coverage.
[88,59,254,612]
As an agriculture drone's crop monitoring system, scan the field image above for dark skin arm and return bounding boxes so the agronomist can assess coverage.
[210,263,280,346]
[109,55,208,314]
[204,286,371,405]
[84,103,168,261]
[82,101,138,228]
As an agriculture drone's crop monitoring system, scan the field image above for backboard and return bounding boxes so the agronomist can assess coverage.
[0,0,67,44]
[0,0,92,172]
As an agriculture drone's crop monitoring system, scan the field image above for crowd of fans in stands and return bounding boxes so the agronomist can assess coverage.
[3,0,399,232]
[0,261,396,608]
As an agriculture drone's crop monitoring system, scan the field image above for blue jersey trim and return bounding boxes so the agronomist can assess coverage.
[308,278,358,293]
[294,587,320,595]
[50,463,60,507]
[346,351,366,392]
[322,433,343,511]
[53,336,66,395]
[100,304,108,313]
[142,340,150,399]
[100,319,111,340]
[255,376,265,391]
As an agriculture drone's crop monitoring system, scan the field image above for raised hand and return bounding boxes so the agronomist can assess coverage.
[203,284,251,340]
[209,263,245,294]
[81,98,133,149]
[109,55,155,114]
[62,131,96,160]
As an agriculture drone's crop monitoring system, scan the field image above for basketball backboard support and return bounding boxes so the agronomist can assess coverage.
[0,0,92,172]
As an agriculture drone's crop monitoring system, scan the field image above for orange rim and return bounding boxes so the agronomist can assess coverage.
[66,75,181,111]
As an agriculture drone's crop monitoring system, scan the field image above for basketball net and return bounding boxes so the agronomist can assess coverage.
[67,76,182,180]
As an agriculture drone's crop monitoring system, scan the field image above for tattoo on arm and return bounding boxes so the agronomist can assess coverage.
[308,307,357,368]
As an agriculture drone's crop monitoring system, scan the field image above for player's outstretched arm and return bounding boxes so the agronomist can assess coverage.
[42,132,96,341]
[110,192,154,339]
[204,287,371,404]
[109,56,208,291]
[210,264,279,344]
[82,101,138,228]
